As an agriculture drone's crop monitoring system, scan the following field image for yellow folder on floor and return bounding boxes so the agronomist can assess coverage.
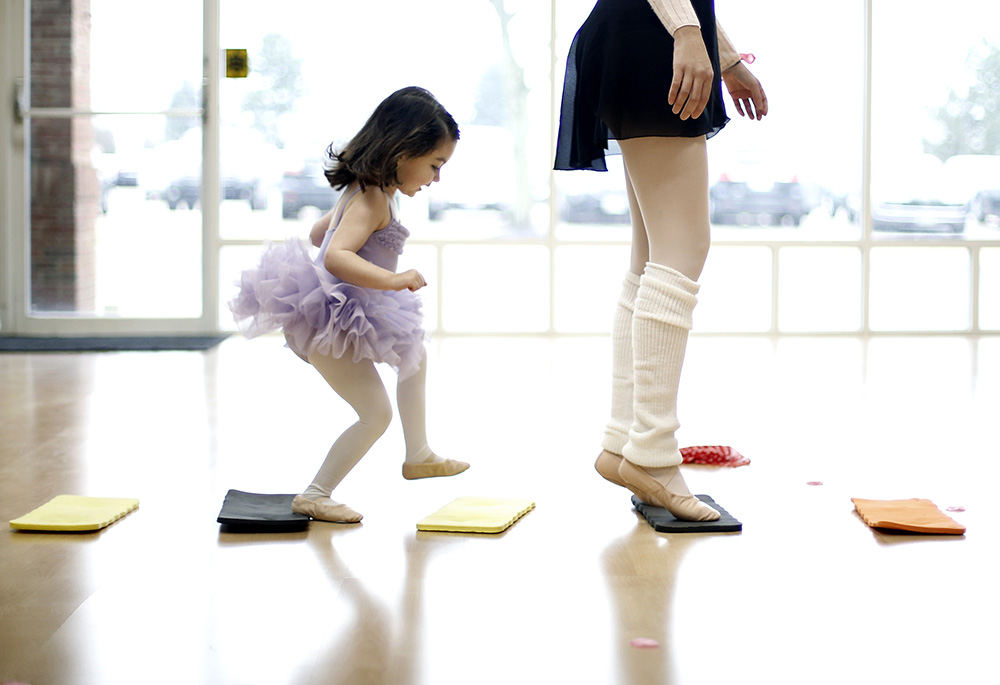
[417,497,535,534]
[9,495,139,532]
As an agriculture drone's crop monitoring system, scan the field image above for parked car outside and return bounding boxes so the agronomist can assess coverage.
[871,200,968,233]
[972,188,1000,223]
[943,154,1000,224]
[281,160,339,220]
[558,154,630,224]
[161,175,269,211]
[872,154,968,233]
[710,172,816,226]
[145,127,277,211]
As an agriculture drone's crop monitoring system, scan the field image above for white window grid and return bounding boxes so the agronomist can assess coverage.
[382,0,1000,338]
[4,0,998,338]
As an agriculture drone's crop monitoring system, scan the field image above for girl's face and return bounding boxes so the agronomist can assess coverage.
[394,138,457,197]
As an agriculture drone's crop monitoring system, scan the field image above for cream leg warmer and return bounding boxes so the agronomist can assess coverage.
[622,262,699,468]
[602,272,642,455]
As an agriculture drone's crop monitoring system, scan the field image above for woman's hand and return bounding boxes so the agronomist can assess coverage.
[669,26,714,120]
[722,62,768,120]
[392,269,427,292]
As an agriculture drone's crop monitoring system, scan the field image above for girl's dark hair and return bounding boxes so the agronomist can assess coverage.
[324,86,460,191]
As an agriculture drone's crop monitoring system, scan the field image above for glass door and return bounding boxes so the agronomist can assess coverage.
[9,0,212,335]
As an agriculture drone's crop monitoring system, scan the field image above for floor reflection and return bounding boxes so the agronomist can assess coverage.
[299,529,393,684]
[299,529,456,685]
[602,524,696,685]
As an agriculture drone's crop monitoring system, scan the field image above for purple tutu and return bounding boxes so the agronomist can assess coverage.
[230,222,425,379]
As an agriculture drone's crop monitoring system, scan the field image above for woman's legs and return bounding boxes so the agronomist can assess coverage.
[604,144,708,458]
[608,136,718,521]
[597,165,645,464]
[626,164,650,276]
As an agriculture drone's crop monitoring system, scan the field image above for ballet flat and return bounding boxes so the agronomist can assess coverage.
[291,495,363,523]
[617,460,720,522]
[594,451,629,488]
[402,458,470,480]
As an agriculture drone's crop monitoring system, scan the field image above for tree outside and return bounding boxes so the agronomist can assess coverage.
[242,33,304,149]
[925,42,1000,160]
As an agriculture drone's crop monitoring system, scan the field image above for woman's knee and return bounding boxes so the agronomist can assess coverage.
[689,230,711,269]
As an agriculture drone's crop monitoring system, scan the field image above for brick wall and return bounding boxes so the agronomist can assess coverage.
[30,0,97,313]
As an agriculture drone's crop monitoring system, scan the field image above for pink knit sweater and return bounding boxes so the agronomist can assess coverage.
[647,0,742,70]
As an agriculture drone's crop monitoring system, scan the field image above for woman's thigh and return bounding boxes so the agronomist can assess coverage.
[619,136,711,280]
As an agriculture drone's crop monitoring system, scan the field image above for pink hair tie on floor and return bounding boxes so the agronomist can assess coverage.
[680,445,750,467]
[630,638,660,649]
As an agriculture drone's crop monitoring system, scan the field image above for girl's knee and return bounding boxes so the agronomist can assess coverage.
[360,397,393,435]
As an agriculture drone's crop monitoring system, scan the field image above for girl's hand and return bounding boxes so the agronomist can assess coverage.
[392,269,427,292]
[669,26,714,120]
[722,62,768,120]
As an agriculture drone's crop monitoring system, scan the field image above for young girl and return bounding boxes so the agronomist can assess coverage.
[556,0,767,521]
[230,86,468,523]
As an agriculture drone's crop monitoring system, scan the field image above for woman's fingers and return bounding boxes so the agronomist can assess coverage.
[721,61,769,121]
[671,67,712,120]
[733,96,747,118]
[692,77,712,119]
[668,71,682,109]
[670,27,713,120]
[755,86,768,119]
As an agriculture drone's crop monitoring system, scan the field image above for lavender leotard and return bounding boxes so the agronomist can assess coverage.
[229,188,425,379]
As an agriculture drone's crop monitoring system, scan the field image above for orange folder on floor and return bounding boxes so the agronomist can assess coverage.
[851,497,965,535]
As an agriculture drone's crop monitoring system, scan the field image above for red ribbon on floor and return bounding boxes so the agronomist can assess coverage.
[680,445,750,467]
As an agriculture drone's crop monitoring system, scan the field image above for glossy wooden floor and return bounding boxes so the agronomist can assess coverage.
[2,335,999,684]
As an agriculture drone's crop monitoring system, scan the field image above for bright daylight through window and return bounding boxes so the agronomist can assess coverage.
[25,0,1000,334]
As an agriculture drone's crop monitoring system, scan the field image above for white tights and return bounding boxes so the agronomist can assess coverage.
[303,350,432,498]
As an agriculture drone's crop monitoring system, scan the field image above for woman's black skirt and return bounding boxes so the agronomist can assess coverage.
[554,0,729,171]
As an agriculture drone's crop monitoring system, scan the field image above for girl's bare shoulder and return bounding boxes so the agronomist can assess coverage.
[342,185,393,231]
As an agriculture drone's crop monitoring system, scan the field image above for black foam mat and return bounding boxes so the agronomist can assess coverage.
[217,490,310,532]
[631,494,742,533]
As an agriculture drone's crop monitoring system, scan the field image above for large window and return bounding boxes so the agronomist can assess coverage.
[868,0,1000,333]
[549,0,998,336]
[6,1,999,336]
[216,0,552,331]
[209,0,1000,336]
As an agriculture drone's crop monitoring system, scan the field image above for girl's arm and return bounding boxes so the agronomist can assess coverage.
[310,209,335,247]
[323,191,426,292]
